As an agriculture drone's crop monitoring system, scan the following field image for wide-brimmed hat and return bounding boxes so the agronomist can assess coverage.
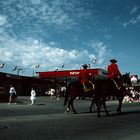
[82,64,88,68]
[110,59,118,63]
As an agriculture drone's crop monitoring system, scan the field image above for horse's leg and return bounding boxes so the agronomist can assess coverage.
[96,99,101,118]
[71,98,77,114]
[97,104,101,118]
[65,98,71,114]
[89,98,96,112]
[102,99,109,116]
[116,96,123,114]
[89,99,94,112]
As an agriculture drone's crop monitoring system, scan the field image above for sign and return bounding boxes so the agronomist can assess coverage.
[131,75,138,83]
[37,69,99,78]
[70,71,80,75]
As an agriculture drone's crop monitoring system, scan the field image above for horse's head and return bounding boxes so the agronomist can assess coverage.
[121,73,131,87]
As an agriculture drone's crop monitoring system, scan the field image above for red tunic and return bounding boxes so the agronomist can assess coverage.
[79,69,89,83]
[107,63,121,79]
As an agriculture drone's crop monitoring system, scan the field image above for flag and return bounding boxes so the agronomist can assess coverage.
[35,65,40,68]
[105,66,108,69]
[12,66,17,71]
[18,68,24,72]
[61,63,64,68]
[18,68,23,70]
[17,68,24,75]
[92,59,97,64]
[0,63,5,68]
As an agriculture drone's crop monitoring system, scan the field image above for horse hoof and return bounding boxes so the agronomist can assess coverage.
[116,109,121,114]
[89,109,93,113]
[65,108,70,114]
[65,111,68,114]
[66,108,70,111]
[107,113,110,116]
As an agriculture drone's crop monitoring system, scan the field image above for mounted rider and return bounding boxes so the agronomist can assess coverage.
[107,58,122,89]
[79,64,94,92]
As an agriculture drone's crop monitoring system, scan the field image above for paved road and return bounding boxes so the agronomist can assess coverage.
[0,96,140,140]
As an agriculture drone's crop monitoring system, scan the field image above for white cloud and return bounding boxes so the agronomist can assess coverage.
[123,6,140,27]
[136,15,140,22]
[0,35,106,74]
[31,0,41,5]
[0,1,110,75]
[123,22,128,27]
[123,14,140,27]
[89,41,109,66]
[1,0,91,32]
[130,6,139,15]
[0,15,7,26]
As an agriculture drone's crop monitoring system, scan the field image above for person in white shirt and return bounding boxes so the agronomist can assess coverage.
[8,85,17,105]
[30,88,36,105]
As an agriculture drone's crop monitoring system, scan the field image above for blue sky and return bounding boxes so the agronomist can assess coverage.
[0,0,140,77]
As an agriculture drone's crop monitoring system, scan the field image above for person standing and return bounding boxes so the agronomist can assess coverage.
[30,88,36,105]
[8,85,17,105]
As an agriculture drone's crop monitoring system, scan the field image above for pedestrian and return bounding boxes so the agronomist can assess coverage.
[8,85,17,105]
[30,88,36,105]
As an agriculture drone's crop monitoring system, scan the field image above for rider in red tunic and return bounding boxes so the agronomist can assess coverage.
[79,64,94,92]
[107,59,121,79]
[80,64,90,84]
[107,59,122,90]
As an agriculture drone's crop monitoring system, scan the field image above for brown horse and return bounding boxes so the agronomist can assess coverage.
[64,79,94,113]
[64,73,131,117]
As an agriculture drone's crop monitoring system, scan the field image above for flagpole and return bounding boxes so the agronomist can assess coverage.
[33,69,35,76]
[17,68,23,75]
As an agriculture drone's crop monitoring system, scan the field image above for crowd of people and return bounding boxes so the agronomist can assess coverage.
[123,89,140,103]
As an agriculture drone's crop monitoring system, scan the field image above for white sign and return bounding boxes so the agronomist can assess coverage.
[131,75,137,82]
[70,71,80,75]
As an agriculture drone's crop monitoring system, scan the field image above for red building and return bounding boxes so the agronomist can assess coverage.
[38,68,107,79]
[37,68,108,96]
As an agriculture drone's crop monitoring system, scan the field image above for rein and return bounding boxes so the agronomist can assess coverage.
[112,77,130,90]
[112,80,121,90]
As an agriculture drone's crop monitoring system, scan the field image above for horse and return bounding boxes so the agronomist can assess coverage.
[64,73,131,117]
[89,73,131,117]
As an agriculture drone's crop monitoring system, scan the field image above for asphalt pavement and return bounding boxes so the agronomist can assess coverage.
[0,96,140,140]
